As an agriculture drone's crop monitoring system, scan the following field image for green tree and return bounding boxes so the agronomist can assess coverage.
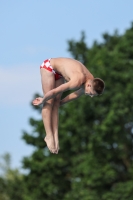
[0,153,28,200]
[22,23,133,200]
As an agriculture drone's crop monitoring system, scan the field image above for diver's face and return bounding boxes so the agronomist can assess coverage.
[85,81,98,97]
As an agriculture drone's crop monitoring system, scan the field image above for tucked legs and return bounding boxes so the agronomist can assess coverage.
[40,68,63,153]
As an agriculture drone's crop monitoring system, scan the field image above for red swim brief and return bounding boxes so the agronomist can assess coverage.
[40,59,63,80]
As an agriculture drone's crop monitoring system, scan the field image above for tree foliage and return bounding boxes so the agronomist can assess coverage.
[0,153,28,200]
[22,23,133,200]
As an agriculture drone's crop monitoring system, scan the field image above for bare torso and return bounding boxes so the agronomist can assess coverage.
[50,57,94,84]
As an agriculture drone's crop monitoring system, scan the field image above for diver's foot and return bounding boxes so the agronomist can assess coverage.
[54,135,60,154]
[44,136,56,154]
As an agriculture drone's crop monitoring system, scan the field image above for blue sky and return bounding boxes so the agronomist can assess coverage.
[0,0,133,171]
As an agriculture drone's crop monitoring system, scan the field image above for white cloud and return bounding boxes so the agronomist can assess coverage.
[0,64,42,105]
[23,45,55,56]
